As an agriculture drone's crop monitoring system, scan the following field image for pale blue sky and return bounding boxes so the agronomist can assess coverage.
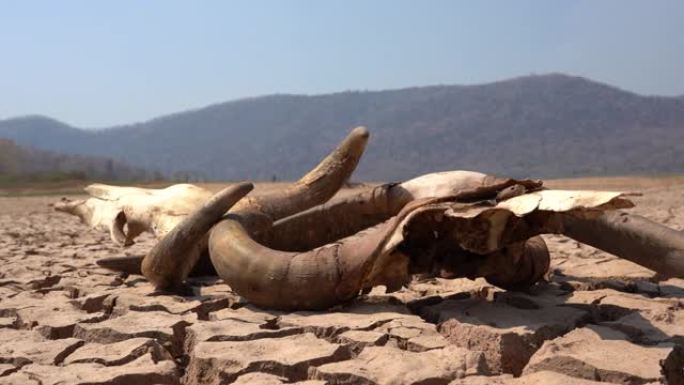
[1,1,682,127]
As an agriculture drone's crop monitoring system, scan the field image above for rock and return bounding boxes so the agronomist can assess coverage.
[312,345,487,384]
[449,371,619,384]
[517,284,679,315]
[233,372,288,384]
[597,291,678,314]
[107,285,234,320]
[278,302,412,338]
[73,310,195,357]
[0,364,18,377]
[409,278,495,298]
[423,297,588,375]
[13,292,107,339]
[193,280,242,302]
[0,371,39,385]
[0,287,18,301]
[63,337,172,365]
[523,325,682,385]
[209,304,283,323]
[0,353,179,385]
[548,239,658,291]
[489,284,572,309]
[561,288,682,337]
[405,334,449,352]
[373,316,449,352]
[0,291,56,317]
[0,329,83,365]
[659,278,684,298]
[0,317,15,329]
[57,273,123,294]
[634,280,660,297]
[336,330,388,353]
[184,319,302,352]
[513,371,621,385]
[236,372,329,385]
[185,333,349,384]
[70,292,112,313]
[25,275,61,290]
[552,252,656,284]
[404,278,494,313]
[448,375,514,385]
[603,308,684,344]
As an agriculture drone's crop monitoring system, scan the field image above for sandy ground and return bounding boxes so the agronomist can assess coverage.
[0,177,683,384]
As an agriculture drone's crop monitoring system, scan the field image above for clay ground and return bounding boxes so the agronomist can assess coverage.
[0,177,683,385]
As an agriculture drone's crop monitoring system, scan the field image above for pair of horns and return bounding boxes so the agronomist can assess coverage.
[136,125,684,310]
[140,126,369,292]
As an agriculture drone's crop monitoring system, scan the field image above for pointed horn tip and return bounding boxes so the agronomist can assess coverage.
[232,181,254,194]
[96,255,144,275]
[213,182,254,203]
[351,126,370,139]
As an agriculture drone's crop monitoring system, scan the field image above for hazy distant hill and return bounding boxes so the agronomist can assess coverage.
[2,74,683,181]
[0,139,153,183]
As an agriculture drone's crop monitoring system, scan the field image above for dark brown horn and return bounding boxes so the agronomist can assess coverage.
[141,182,254,291]
[559,211,684,278]
[481,236,550,290]
[208,199,429,310]
[207,170,546,309]
[97,255,144,275]
[232,126,369,232]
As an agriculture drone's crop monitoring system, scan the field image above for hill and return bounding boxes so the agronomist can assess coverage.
[1,74,684,181]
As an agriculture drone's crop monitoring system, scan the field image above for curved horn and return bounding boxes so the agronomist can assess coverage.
[97,255,144,275]
[209,199,430,310]
[141,182,254,290]
[559,211,684,278]
[207,170,543,309]
[480,236,550,290]
[259,171,541,251]
[232,126,369,232]
[94,126,369,285]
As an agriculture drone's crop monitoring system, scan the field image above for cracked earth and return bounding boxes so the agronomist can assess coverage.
[1,180,683,385]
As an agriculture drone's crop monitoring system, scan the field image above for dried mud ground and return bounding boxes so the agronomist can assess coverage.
[1,178,683,385]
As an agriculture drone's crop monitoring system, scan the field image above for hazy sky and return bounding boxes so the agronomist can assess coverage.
[1,1,683,127]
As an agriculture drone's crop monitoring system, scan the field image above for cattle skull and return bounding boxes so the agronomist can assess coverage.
[55,127,684,310]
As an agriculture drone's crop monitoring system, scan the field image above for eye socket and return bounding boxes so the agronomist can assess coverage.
[110,211,134,246]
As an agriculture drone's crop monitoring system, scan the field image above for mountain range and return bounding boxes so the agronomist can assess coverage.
[1,74,683,181]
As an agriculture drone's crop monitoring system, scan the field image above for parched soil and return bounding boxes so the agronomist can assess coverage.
[0,178,683,385]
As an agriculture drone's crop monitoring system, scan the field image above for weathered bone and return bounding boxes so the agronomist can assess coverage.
[210,198,437,310]
[258,171,543,251]
[54,126,684,311]
[54,183,214,246]
[57,126,369,290]
[559,211,684,278]
[141,183,254,290]
[55,126,369,247]
[208,172,635,310]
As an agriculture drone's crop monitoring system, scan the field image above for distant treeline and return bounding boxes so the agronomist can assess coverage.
[0,139,162,185]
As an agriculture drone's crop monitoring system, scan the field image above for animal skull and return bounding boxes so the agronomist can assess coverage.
[55,127,684,310]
